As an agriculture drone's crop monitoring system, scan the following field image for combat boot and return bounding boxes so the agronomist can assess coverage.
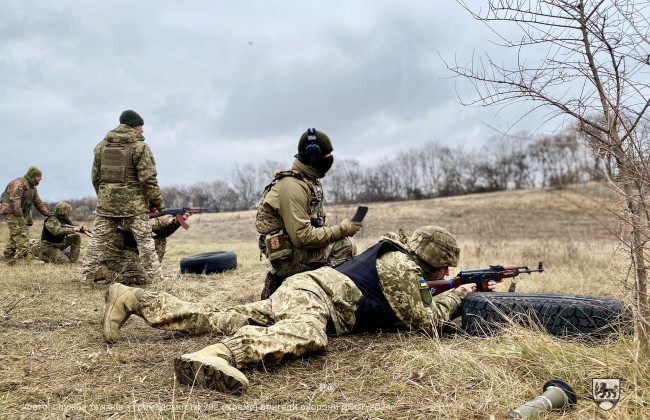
[174,343,249,394]
[102,283,144,343]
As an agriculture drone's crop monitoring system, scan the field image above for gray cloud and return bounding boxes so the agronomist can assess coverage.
[0,0,552,201]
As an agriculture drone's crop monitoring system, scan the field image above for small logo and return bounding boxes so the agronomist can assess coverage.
[592,378,620,411]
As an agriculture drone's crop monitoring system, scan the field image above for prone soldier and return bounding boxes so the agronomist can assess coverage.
[1,166,49,265]
[256,128,362,299]
[102,226,502,394]
[30,202,87,264]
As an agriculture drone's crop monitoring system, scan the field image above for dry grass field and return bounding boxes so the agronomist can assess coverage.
[0,182,647,419]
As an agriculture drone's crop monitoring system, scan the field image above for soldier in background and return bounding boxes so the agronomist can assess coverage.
[256,128,362,299]
[0,166,49,265]
[102,226,497,394]
[93,212,190,285]
[79,110,166,283]
[30,202,86,264]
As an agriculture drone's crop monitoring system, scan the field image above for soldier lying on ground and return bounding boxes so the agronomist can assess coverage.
[93,212,191,284]
[1,166,49,265]
[256,128,362,299]
[30,202,87,264]
[102,225,501,394]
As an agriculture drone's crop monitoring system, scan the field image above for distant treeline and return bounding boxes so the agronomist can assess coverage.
[42,129,610,219]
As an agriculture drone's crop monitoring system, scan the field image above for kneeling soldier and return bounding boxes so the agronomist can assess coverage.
[30,202,84,264]
[93,212,190,285]
[102,226,501,394]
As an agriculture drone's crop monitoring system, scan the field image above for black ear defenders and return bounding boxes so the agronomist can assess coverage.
[305,128,321,162]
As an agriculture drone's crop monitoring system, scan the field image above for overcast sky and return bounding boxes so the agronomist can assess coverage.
[1,0,558,201]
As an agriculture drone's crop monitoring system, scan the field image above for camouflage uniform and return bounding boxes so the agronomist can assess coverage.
[107,228,466,371]
[256,159,357,298]
[80,121,166,283]
[95,216,181,285]
[1,168,49,262]
[30,205,81,264]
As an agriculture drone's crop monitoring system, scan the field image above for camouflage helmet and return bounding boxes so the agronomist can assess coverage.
[407,226,460,268]
[54,202,72,216]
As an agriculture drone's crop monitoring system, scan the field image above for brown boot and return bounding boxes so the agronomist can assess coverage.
[102,283,144,343]
[174,343,249,394]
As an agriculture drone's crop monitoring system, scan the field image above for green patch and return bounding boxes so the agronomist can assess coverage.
[419,279,432,305]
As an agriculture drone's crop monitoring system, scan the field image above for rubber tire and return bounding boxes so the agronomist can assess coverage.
[461,293,633,338]
[180,251,237,275]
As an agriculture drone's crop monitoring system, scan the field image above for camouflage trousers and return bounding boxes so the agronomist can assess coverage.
[30,235,81,264]
[79,214,161,282]
[133,273,360,369]
[2,214,30,260]
[95,257,149,285]
[260,236,356,299]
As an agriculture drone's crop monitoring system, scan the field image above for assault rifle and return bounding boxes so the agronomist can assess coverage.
[426,262,544,296]
[62,224,92,237]
[148,207,219,230]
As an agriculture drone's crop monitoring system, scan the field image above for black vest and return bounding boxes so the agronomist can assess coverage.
[41,214,72,243]
[335,240,411,330]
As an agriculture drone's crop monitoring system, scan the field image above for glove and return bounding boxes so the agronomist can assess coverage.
[340,219,362,237]
[16,216,26,227]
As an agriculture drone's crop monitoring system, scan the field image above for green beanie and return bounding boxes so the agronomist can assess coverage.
[119,110,144,127]
[25,166,42,179]
[297,129,333,159]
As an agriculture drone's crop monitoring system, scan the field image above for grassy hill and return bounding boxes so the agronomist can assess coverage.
[0,182,646,419]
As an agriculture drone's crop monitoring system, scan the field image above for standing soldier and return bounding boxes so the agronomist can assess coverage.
[256,128,362,299]
[79,110,166,283]
[30,202,87,264]
[1,166,49,265]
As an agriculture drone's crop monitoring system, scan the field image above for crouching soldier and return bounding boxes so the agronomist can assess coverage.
[256,128,362,299]
[30,202,86,264]
[93,212,191,284]
[102,226,501,394]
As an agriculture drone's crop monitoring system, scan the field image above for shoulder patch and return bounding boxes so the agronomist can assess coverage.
[419,279,432,306]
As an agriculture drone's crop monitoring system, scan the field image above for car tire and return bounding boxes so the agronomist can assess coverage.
[461,292,633,338]
[180,251,238,275]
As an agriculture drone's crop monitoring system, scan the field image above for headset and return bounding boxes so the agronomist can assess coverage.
[304,128,321,162]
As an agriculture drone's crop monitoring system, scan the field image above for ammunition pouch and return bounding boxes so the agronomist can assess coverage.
[259,229,294,262]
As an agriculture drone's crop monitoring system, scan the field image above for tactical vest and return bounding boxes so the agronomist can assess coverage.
[41,214,72,243]
[255,170,325,235]
[99,141,139,184]
[335,240,410,330]
[116,226,138,250]
[1,179,35,221]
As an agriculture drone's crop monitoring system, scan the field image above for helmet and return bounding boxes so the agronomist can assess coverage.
[54,202,72,216]
[407,226,459,268]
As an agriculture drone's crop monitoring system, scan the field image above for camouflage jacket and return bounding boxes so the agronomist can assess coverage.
[41,213,76,244]
[0,176,48,223]
[297,232,467,336]
[92,124,166,217]
[376,232,467,334]
[256,159,343,248]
